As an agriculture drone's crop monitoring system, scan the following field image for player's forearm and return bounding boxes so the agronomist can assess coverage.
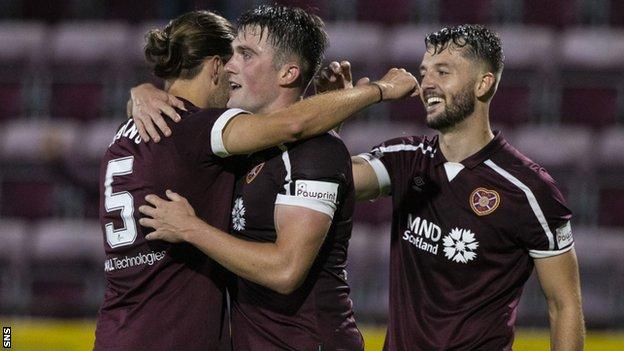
[183,224,299,294]
[223,84,381,155]
[286,83,381,139]
[548,302,585,351]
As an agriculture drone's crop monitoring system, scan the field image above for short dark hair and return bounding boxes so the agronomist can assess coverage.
[425,24,504,75]
[144,10,235,80]
[237,5,328,86]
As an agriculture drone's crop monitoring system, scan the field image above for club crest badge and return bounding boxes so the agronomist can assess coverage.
[246,163,265,184]
[470,187,500,216]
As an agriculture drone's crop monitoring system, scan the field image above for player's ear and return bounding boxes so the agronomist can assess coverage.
[210,56,223,85]
[278,63,301,87]
[475,72,496,101]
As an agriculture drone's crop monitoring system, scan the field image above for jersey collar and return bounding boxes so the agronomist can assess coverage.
[433,131,507,169]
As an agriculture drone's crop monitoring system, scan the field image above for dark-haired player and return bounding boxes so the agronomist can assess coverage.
[138,5,418,351]
[352,25,585,350]
[95,9,417,351]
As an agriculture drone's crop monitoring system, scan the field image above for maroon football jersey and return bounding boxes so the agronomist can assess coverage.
[357,131,573,351]
[226,133,363,351]
[94,101,247,351]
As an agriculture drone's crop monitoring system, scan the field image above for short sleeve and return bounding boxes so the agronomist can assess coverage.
[173,108,247,165]
[210,108,249,157]
[274,134,351,219]
[355,136,431,198]
[486,161,574,259]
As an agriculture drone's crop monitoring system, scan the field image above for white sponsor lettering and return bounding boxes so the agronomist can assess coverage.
[555,221,573,248]
[294,180,338,204]
[402,214,442,255]
[407,214,442,242]
[402,230,439,254]
[104,250,167,272]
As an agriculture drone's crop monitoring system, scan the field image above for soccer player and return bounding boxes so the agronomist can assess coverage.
[138,5,417,351]
[95,9,417,351]
[352,25,585,350]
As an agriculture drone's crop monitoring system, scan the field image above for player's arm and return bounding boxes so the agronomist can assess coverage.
[534,248,585,351]
[352,156,383,201]
[129,67,418,149]
[140,191,330,295]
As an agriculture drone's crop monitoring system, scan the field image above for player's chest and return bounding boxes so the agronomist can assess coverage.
[394,165,519,265]
[231,152,285,234]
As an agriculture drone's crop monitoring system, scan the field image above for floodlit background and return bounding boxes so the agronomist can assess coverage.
[0,0,623,350]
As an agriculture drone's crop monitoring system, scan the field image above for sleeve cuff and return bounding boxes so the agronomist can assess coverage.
[210,108,249,158]
[355,153,391,196]
[529,243,574,259]
[275,194,337,219]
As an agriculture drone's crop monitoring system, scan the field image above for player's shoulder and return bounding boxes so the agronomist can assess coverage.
[290,132,349,156]
[286,132,351,169]
[172,107,230,128]
[371,134,436,156]
[489,140,562,198]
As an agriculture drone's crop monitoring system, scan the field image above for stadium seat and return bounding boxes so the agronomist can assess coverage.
[0,219,29,313]
[348,223,390,320]
[491,25,557,126]
[0,118,79,161]
[523,0,579,28]
[595,127,624,227]
[47,22,131,121]
[0,22,46,119]
[511,125,593,222]
[83,118,124,161]
[438,0,494,25]
[357,0,411,25]
[557,28,624,128]
[28,219,104,316]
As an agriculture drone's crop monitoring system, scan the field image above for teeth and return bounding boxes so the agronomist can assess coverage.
[230,83,241,89]
[427,97,444,106]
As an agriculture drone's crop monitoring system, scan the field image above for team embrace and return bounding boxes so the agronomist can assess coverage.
[95,5,584,351]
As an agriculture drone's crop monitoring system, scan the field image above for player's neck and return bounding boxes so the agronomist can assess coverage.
[437,110,494,163]
[166,79,211,109]
[254,87,302,114]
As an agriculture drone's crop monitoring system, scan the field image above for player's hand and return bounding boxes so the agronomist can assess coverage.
[314,60,353,93]
[373,68,420,101]
[130,83,186,143]
[139,190,201,243]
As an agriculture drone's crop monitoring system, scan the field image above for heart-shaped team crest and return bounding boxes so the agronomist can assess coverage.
[470,187,500,216]
[246,163,265,184]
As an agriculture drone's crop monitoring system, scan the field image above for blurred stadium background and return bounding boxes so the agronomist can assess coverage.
[0,0,623,350]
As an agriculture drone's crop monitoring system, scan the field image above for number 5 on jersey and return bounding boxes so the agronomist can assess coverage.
[104,156,137,248]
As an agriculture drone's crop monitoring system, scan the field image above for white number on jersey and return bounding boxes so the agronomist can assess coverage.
[104,156,137,248]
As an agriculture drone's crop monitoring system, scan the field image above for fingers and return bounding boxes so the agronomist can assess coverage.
[165,189,184,202]
[144,194,166,207]
[138,204,157,218]
[167,95,186,113]
[153,99,181,126]
[340,61,352,83]
[356,77,370,86]
[133,117,150,142]
[139,217,159,230]
[142,115,162,143]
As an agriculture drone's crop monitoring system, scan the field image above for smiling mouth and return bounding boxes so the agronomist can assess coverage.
[229,82,242,90]
[425,96,444,111]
